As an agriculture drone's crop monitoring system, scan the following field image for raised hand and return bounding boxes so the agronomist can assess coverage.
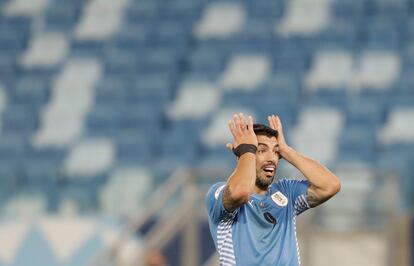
[226,113,258,151]
[268,115,289,156]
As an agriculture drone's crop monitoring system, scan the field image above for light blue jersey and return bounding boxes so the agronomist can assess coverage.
[205,179,310,266]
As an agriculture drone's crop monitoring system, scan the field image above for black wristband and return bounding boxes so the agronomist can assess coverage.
[232,144,257,157]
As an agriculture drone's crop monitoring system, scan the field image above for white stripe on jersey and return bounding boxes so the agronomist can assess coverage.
[294,194,309,216]
[217,218,236,266]
[293,194,310,265]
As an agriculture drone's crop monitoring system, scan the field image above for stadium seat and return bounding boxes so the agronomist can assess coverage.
[277,0,330,36]
[331,0,366,19]
[4,0,50,17]
[74,0,129,41]
[44,1,81,32]
[99,167,152,216]
[63,138,115,177]
[168,81,220,120]
[220,54,271,90]
[12,75,50,105]
[85,104,122,138]
[194,1,246,39]
[20,32,69,68]
[305,51,354,90]
[350,51,401,90]
[379,107,414,144]
[291,106,344,164]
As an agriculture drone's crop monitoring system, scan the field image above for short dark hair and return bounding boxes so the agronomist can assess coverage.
[253,123,278,138]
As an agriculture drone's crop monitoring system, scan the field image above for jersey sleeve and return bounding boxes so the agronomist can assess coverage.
[205,182,237,224]
[280,179,310,216]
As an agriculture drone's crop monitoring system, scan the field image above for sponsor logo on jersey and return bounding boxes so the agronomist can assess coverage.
[263,212,277,225]
[271,191,288,206]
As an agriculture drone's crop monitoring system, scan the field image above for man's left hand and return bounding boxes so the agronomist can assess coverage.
[268,115,290,158]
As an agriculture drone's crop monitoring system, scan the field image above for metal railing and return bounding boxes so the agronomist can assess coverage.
[91,168,200,266]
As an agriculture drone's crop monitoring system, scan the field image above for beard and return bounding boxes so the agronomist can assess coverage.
[255,174,275,190]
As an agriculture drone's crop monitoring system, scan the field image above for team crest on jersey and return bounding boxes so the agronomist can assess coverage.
[271,191,288,206]
[215,185,225,199]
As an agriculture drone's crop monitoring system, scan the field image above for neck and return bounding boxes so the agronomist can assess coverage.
[254,186,268,195]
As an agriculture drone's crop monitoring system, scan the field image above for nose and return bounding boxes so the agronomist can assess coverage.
[265,151,279,164]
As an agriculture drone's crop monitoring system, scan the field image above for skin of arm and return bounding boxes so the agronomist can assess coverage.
[222,113,258,213]
[268,115,341,208]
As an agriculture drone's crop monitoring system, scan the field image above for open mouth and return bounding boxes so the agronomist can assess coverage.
[262,165,275,177]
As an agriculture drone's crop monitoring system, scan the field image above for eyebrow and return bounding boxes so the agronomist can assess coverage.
[258,143,279,149]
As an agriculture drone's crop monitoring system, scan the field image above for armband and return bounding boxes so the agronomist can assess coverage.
[232,144,257,157]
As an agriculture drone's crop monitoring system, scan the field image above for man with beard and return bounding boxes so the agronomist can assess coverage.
[205,113,341,266]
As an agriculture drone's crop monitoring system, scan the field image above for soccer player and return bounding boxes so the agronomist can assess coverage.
[205,113,341,266]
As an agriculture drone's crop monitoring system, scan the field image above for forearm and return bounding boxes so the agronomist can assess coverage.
[281,147,340,192]
[227,153,256,197]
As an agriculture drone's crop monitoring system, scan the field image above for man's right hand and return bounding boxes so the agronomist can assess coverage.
[226,113,258,151]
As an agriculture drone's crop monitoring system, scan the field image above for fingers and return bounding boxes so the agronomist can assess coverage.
[275,115,282,131]
[233,113,248,132]
[235,113,247,132]
[228,119,237,138]
[268,115,277,130]
[247,115,254,133]
[228,113,253,136]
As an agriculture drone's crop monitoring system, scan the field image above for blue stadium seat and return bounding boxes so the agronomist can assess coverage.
[271,40,310,72]
[0,26,28,53]
[360,17,402,50]
[12,76,50,105]
[94,78,128,105]
[115,129,155,165]
[259,71,301,98]
[159,120,203,163]
[125,0,161,24]
[345,96,385,129]
[187,46,226,74]
[57,181,101,212]
[2,104,39,134]
[85,104,122,138]
[161,0,203,23]
[389,87,414,107]
[44,1,81,32]
[119,103,163,132]
[0,54,17,83]
[306,89,348,110]
[0,161,19,192]
[0,16,31,36]
[331,0,367,19]
[127,74,175,104]
[103,49,140,77]
[0,133,27,162]
[220,90,298,126]
[337,127,377,164]
[111,25,149,53]
[315,19,358,50]
[143,47,181,74]
[23,158,62,185]
[70,40,104,57]
[365,0,407,17]
[244,0,285,19]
